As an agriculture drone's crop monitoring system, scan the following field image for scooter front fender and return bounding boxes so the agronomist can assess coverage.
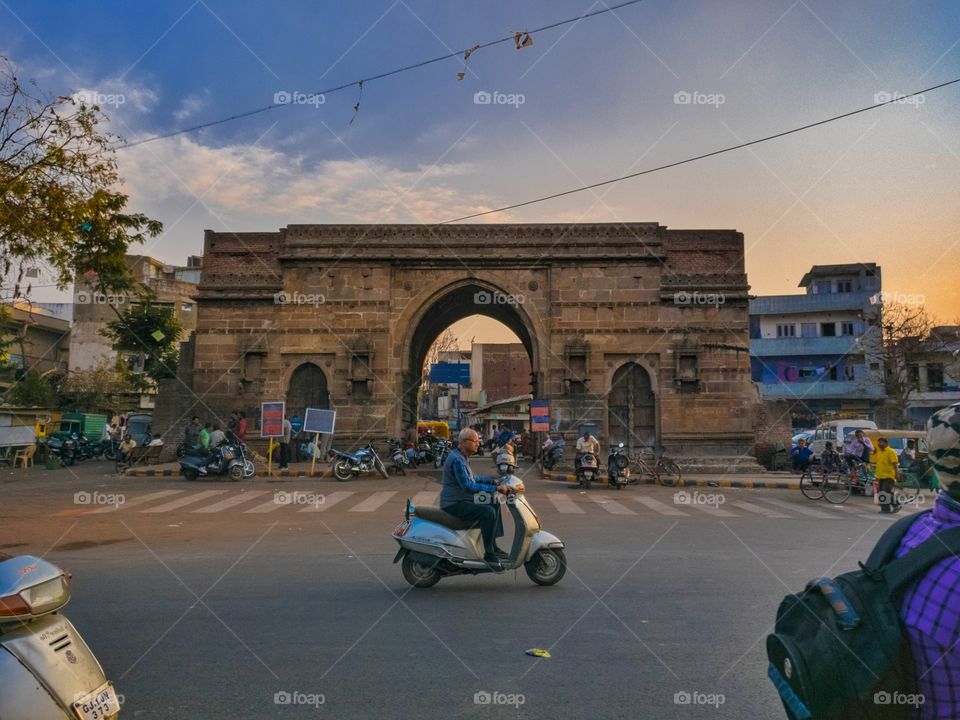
[0,615,110,720]
[527,530,565,561]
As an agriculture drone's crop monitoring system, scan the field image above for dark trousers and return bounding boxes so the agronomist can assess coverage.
[279,442,290,468]
[442,499,504,557]
[791,456,809,472]
[877,477,898,512]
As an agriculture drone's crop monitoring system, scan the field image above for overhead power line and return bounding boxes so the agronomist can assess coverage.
[441,79,960,223]
[115,0,648,150]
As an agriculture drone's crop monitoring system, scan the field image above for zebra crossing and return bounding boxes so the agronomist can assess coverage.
[60,487,928,521]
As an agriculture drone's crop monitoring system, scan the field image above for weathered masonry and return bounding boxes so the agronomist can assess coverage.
[187,223,757,461]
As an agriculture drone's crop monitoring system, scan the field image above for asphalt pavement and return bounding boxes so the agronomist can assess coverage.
[0,460,931,719]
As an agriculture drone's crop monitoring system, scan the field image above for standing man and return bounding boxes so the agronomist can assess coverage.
[440,428,512,571]
[279,416,292,470]
[871,436,901,513]
[184,416,201,451]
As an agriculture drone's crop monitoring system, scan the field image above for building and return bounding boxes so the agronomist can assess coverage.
[0,302,71,391]
[164,222,760,467]
[749,263,885,427]
[70,254,202,373]
[467,393,532,439]
[902,325,960,427]
[423,343,532,425]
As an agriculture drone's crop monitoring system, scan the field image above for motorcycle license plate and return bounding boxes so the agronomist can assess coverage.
[73,682,120,720]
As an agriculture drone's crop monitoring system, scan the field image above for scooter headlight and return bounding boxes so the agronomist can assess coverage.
[0,574,71,619]
[498,463,509,473]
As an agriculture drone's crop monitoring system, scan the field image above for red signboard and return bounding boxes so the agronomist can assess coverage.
[530,401,550,432]
[261,401,286,438]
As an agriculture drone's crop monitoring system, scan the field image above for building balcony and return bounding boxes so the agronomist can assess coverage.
[906,390,960,407]
[757,380,886,400]
[749,291,875,316]
[750,336,862,357]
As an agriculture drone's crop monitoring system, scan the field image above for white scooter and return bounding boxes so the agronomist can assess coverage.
[0,554,121,719]
[391,458,567,588]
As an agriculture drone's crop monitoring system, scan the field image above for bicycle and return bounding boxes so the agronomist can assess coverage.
[633,447,683,487]
[799,466,851,504]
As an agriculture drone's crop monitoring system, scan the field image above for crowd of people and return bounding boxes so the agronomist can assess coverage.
[181,411,248,475]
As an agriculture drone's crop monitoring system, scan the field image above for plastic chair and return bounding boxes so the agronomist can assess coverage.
[14,444,37,468]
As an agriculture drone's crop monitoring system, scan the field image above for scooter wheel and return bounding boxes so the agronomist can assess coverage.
[401,554,441,588]
[183,468,199,482]
[525,548,566,586]
[229,464,244,481]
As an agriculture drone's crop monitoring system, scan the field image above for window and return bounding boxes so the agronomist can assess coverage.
[838,281,852,293]
[776,324,796,338]
[928,364,945,392]
[800,323,817,338]
[844,365,856,381]
[841,322,854,336]
[181,303,193,312]
[350,380,372,400]
[821,322,837,337]
[828,366,839,381]
[816,281,832,294]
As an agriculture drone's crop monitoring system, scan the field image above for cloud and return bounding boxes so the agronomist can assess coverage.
[120,134,510,223]
[173,92,208,121]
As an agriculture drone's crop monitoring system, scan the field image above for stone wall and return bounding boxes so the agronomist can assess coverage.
[182,223,759,462]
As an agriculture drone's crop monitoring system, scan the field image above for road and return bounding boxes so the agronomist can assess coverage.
[0,461,929,719]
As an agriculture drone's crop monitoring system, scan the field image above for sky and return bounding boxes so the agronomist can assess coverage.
[3,0,960,327]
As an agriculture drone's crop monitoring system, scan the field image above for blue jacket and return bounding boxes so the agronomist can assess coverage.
[439,448,497,508]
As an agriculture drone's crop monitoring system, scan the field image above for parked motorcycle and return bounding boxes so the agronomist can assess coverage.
[541,438,565,470]
[433,438,449,468]
[607,443,631,490]
[328,443,389,481]
[575,452,600,490]
[388,439,411,476]
[391,474,567,588]
[179,439,254,481]
[0,554,121,720]
[416,437,435,465]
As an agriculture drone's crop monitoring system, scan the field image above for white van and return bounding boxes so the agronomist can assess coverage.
[808,419,878,458]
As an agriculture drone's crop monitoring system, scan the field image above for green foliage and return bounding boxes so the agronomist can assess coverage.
[102,301,182,386]
[4,369,54,407]
[56,361,137,413]
[0,56,162,300]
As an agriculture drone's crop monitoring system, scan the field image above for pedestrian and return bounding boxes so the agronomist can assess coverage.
[279,416,292,470]
[209,422,226,449]
[893,402,960,718]
[789,438,813,472]
[870,436,901,513]
[236,411,247,441]
[227,410,239,436]
[184,416,201,450]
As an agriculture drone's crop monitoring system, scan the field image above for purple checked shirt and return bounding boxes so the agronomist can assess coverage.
[896,491,960,719]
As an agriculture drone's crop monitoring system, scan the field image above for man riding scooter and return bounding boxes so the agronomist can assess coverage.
[439,428,512,571]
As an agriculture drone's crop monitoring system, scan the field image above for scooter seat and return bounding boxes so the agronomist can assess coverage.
[414,506,477,531]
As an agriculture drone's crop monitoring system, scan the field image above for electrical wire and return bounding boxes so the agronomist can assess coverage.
[115,0,648,149]
[441,79,960,223]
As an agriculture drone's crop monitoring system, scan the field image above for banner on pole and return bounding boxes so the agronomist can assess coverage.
[530,400,550,432]
[260,401,285,438]
[304,408,336,435]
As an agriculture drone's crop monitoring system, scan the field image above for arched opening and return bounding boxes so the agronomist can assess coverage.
[402,282,539,433]
[286,362,330,419]
[607,362,656,453]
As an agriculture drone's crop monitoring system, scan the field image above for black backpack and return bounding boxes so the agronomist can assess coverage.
[766,510,960,719]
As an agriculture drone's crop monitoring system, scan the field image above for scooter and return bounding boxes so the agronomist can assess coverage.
[415,437,435,465]
[607,442,631,490]
[575,452,600,489]
[541,438,564,470]
[178,440,253,481]
[0,554,121,720]
[328,444,389,481]
[391,470,567,588]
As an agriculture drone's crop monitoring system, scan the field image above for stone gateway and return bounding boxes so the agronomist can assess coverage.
[180,223,757,463]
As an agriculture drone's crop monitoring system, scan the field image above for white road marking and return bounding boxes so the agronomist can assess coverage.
[757,497,839,519]
[88,489,184,514]
[349,491,397,512]
[633,496,689,516]
[589,496,635,515]
[299,491,354,513]
[193,491,270,513]
[141,490,227,513]
[411,491,438,508]
[547,493,586,514]
[731,500,791,519]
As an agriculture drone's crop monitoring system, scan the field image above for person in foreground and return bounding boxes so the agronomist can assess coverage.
[439,427,512,571]
[896,402,960,719]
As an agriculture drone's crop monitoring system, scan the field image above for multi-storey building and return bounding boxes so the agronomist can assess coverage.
[749,263,885,426]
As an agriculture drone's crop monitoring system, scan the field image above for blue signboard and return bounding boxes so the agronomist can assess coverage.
[430,363,470,385]
[303,408,336,434]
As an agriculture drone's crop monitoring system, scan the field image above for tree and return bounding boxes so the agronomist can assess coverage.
[418,330,461,420]
[877,301,944,427]
[0,55,162,304]
[102,301,182,388]
[56,361,137,413]
[4,368,54,407]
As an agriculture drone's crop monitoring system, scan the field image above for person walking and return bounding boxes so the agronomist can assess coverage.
[278,417,292,470]
[871,436,901,513]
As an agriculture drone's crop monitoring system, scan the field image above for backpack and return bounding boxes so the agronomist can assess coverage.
[766,511,960,719]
